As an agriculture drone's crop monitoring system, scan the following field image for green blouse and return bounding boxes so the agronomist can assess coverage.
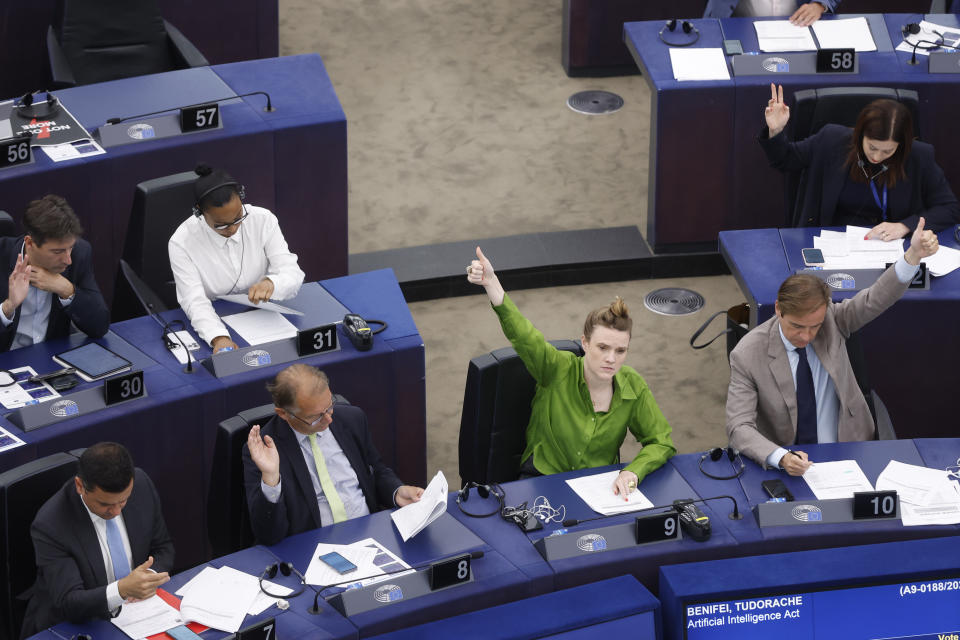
[493,294,676,482]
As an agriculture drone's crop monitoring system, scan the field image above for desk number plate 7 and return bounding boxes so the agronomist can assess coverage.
[104,370,145,406]
[429,554,472,590]
[236,617,276,640]
[180,102,220,132]
[635,511,680,544]
[1,137,31,169]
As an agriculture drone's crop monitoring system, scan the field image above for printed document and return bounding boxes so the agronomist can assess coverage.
[755,21,817,52]
[669,48,730,81]
[811,17,876,52]
[922,245,960,277]
[175,566,292,616]
[305,540,381,587]
[566,470,654,516]
[802,460,873,500]
[896,20,960,57]
[177,564,262,632]
[111,594,184,639]
[876,460,960,526]
[390,470,447,541]
[316,538,413,594]
[222,309,298,345]
[216,294,304,316]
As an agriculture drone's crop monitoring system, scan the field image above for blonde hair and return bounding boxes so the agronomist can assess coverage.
[583,296,632,339]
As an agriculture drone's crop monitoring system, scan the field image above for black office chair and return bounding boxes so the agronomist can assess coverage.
[785,87,920,228]
[0,212,16,239]
[458,340,585,486]
[46,0,208,88]
[112,171,196,322]
[0,453,79,640]
[845,330,895,440]
[207,395,351,557]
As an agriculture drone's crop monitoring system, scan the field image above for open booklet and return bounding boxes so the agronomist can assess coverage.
[390,469,448,541]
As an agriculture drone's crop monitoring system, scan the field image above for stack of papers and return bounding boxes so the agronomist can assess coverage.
[176,565,265,633]
[565,470,654,516]
[111,594,185,638]
[811,17,876,52]
[222,309,298,345]
[811,226,904,269]
[668,48,730,82]
[176,566,293,622]
[921,244,960,277]
[876,460,960,526]
[802,460,874,500]
[755,21,817,52]
[305,538,411,589]
[390,470,447,541]
[896,20,960,57]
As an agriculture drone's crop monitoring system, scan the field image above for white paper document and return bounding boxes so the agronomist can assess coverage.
[222,309,298,345]
[811,17,876,52]
[808,227,903,270]
[40,140,106,163]
[802,460,873,500]
[876,460,960,526]
[305,541,380,587]
[755,20,817,52]
[178,565,262,632]
[390,470,447,541]
[216,294,304,316]
[0,366,61,410]
[110,594,185,639]
[166,330,201,365]
[0,424,25,454]
[565,470,654,516]
[668,48,730,81]
[922,245,960,277]
[175,565,293,617]
[896,20,960,57]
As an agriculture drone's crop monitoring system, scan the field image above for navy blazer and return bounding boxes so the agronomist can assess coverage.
[0,236,109,352]
[20,469,174,638]
[759,124,960,231]
[242,406,403,546]
[703,0,838,17]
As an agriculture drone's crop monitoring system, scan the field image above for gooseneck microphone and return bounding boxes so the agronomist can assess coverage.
[561,494,742,527]
[104,91,275,125]
[901,23,944,66]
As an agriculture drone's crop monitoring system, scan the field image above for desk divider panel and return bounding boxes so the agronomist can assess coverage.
[754,497,900,527]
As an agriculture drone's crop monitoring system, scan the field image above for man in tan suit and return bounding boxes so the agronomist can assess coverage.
[727,218,940,475]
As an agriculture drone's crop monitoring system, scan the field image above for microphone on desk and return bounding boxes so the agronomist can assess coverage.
[103,91,275,126]
[561,495,742,528]
[304,549,486,615]
[901,22,944,66]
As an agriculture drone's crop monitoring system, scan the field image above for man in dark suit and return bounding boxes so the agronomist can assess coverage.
[243,364,423,545]
[0,195,109,351]
[21,442,174,638]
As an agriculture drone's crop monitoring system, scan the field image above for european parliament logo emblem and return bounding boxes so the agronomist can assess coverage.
[791,504,823,522]
[126,123,155,139]
[576,534,608,552]
[373,584,404,603]
[49,399,79,417]
[242,349,272,367]
[762,57,790,73]
[826,273,856,289]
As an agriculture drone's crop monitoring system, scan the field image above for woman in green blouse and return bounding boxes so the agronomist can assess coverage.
[467,247,676,498]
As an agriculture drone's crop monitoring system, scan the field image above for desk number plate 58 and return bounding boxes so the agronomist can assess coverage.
[104,370,145,406]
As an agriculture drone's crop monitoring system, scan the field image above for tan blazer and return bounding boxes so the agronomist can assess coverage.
[726,266,910,467]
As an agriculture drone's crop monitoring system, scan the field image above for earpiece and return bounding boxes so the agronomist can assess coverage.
[659,19,700,47]
[457,482,505,517]
[15,90,60,120]
[259,561,306,598]
[698,447,745,480]
[192,182,245,217]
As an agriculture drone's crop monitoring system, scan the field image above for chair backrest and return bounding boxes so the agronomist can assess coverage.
[844,329,882,439]
[458,339,584,486]
[112,259,171,323]
[785,87,920,227]
[52,0,174,86]
[0,453,79,640]
[0,211,16,239]
[206,394,351,557]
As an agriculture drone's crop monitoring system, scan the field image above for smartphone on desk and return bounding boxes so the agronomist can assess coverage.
[762,478,794,501]
[802,248,825,267]
[319,551,357,575]
[166,625,202,640]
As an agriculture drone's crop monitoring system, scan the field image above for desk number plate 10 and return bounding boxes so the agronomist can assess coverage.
[853,490,898,520]
[297,324,338,357]
[1,136,31,169]
[104,370,145,406]
[635,511,680,545]
[180,102,220,132]
[429,553,472,590]
[236,617,276,640]
[816,48,856,73]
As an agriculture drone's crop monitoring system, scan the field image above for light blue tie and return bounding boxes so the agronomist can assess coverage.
[105,518,131,580]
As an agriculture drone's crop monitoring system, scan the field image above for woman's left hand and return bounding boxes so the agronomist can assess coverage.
[865,222,910,242]
[612,470,638,500]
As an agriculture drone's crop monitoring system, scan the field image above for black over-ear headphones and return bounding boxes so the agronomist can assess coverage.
[192,180,246,217]
[259,561,306,598]
[699,447,745,480]
[659,19,700,47]
[15,90,61,120]
[457,482,505,518]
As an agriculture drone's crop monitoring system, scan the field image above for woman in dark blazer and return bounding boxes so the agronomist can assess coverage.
[758,83,960,240]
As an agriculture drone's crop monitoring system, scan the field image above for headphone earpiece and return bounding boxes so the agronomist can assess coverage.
[665,19,677,31]
[682,20,693,34]
[699,447,745,480]
[260,562,305,597]
[457,482,505,517]
[193,181,246,218]
[659,19,700,47]
[15,90,60,120]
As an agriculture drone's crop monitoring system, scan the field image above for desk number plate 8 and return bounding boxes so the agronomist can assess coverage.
[429,554,472,590]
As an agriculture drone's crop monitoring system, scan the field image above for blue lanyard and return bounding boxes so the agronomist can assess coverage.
[869,180,888,221]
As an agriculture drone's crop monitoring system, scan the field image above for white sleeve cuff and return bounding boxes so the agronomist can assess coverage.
[0,303,13,326]
[106,580,124,610]
[894,256,920,284]
[767,447,789,470]
[59,294,74,306]
[261,479,281,504]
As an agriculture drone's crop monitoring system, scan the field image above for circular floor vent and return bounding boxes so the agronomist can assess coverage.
[566,90,624,115]
[643,288,705,316]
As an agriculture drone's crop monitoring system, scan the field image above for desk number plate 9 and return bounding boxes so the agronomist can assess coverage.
[1,137,31,169]
[853,490,898,520]
[236,617,276,640]
[429,553,472,590]
[297,324,338,356]
[104,370,145,406]
[635,511,680,544]
[180,102,220,132]
[816,48,856,73]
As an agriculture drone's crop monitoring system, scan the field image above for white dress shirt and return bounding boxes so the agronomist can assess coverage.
[0,241,74,349]
[168,205,305,345]
[261,424,370,526]
[80,501,132,611]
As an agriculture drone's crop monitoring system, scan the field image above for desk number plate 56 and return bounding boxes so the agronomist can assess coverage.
[1,137,31,169]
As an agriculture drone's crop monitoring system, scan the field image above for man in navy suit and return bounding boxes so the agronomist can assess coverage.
[21,443,174,638]
[243,364,424,545]
[0,195,109,351]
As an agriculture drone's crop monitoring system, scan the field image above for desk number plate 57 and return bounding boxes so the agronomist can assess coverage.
[104,370,145,406]
[180,102,220,132]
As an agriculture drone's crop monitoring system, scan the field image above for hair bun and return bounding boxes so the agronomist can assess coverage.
[610,296,629,318]
[194,164,213,177]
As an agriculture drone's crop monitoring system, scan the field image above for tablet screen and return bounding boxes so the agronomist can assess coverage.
[54,343,131,380]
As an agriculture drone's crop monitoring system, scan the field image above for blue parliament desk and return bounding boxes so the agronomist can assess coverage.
[672,440,959,557]
[448,464,741,595]
[623,13,960,253]
[718,226,960,438]
[0,53,347,304]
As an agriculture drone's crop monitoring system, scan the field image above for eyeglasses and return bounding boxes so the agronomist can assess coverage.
[288,403,335,427]
[211,204,250,231]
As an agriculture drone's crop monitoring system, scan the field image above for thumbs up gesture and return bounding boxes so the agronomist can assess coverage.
[466,246,505,306]
[904,217,939,265]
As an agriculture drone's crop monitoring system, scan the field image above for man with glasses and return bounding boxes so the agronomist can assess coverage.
[242,364,423,545]
[168,164,304,353]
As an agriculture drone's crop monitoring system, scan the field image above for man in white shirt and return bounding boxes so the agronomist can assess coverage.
[168,165,305,353]
[21,443,174,637]
[704,0,838,24]
[242,364,424,545]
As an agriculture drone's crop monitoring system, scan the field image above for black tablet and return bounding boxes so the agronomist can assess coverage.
[53,343,132,382]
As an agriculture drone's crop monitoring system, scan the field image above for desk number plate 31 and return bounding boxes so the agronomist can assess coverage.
[297,324,338,356]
